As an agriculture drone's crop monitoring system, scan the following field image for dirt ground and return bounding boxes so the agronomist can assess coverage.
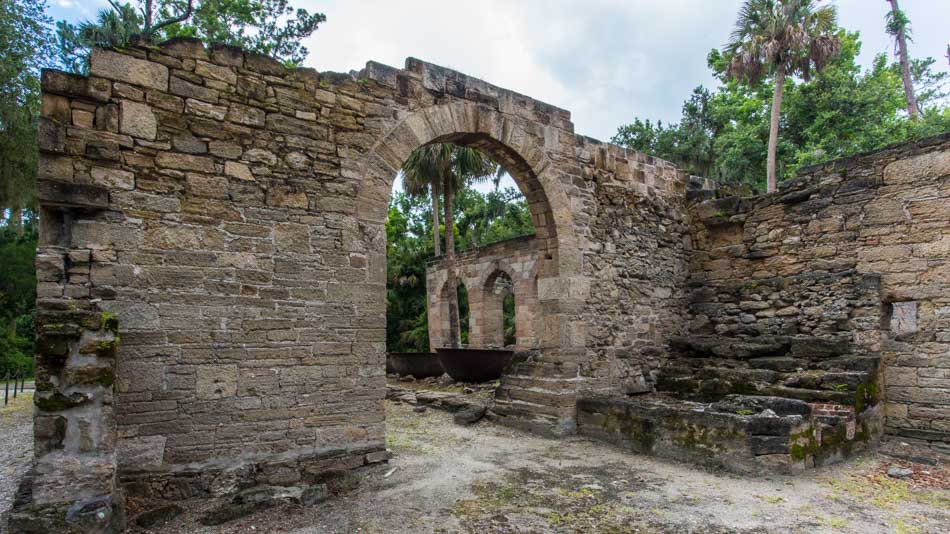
[1,394,947,533]
[116,400,949,534]
[0,391,33,517]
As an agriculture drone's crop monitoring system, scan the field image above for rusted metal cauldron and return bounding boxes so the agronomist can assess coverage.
[387,352,444,378]
[435,348,514,383]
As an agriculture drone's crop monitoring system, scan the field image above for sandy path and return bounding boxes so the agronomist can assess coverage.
[126,401,948,533]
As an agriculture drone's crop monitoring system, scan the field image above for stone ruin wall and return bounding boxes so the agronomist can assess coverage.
[24,34,950,532]
[426,235,541,350]
[27,38,697,530]
[687,134,950,452]
[580,144,693,397]
[423,142,698,431]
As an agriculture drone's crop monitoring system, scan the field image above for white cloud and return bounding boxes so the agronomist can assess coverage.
[300,0,950,142]
[52,1,946,141]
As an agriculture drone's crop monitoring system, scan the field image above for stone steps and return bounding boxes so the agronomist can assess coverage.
[757,385,855,404]
[504,360,581,380]
[493,385,576,413]
[655,357,873,405]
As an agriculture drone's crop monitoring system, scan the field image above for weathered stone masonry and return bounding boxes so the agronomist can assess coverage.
[26,38,696,530]
[426,235,540,350]
[685,136,950,449]
[23,36,950,531]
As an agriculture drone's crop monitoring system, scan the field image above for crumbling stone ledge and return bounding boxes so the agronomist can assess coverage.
[577,394,882,475]
[386,384,489,425]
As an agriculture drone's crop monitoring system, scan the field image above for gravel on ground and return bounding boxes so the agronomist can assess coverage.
[128,401,949,534]
[2,395,948,533]
[0,391,33,522]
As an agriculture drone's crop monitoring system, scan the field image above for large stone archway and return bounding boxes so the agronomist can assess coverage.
[345,67,598,438]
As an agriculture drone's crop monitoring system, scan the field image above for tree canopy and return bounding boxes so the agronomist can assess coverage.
[385,185,534,352]
[0,0,53,223]
[0,220,36,376]
[56,0,326,72]
[614,28,950,192]
[724,0,841,192]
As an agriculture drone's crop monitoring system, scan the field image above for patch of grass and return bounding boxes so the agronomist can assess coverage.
[819,516,848,529]
[0,391,33,415]
[757,494,785,504]
[383,400,456,454]
[452,467,644,532]
[892,519,923,534]
[821,474,950,511]
[557,486,600,499]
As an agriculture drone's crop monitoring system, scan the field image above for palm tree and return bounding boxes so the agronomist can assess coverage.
[56,3,142,73]
[885,0,918,119]
[725,0,840,193]
[401,143,497,348]
[401,166,442,257]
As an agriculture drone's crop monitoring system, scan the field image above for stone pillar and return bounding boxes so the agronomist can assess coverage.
[426,272,452,350]
[513,275,540,349]
[13,242,123,532]
[480,280,506,348]
[465,280,488,347]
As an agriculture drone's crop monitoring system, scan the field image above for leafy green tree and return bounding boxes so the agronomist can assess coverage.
[385,182,534,352]
[56,3,141,73]
[724,0,841,192]
[614,28,948,192]
[401,165,443,257]
[0,220,37,377]
[453,186,534,250]
[783,32,905,168]
[164,0,325,63]
[502,292,516,346]
[0,0,53,232]
[613,118,668,155]
[386,193,433,352]
[56,0,325,71]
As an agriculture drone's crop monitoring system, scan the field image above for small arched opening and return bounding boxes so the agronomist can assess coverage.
[481,270,515,348]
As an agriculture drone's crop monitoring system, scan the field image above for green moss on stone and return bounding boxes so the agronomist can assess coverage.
[854,379,879,414]
[669,419,742,453]
[790,428,820,461]
[34,391,91,412]
[100,312,119,333]
[95,338,119,358]
[34,393,69,412]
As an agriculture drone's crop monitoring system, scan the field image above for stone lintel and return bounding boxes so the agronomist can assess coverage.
[38,180,109,210]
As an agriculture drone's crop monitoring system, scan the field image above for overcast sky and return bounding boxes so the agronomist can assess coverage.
[51,0,950,142]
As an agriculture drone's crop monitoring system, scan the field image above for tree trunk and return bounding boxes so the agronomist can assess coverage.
[144,0,154,33]
[13,208,23,236]
[766,64,785,194]
[430,183,441,257]
[888,0,919,119]
[442,174,460,348]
